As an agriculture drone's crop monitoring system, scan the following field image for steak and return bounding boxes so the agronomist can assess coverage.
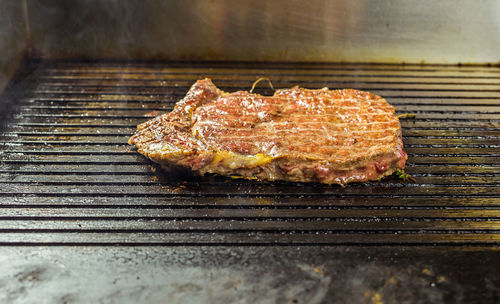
[129,78,407,185]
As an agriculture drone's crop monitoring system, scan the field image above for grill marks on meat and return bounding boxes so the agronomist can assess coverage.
[129,78,407,184]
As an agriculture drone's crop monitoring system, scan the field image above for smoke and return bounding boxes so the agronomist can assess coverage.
[0,0,28,95]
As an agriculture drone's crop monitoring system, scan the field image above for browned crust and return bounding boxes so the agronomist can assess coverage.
[129,78,407,184]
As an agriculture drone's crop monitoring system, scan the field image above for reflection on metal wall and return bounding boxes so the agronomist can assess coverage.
[0,0,27,93]
[25,0,500,64]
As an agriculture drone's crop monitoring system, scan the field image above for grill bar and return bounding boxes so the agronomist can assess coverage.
[0,233,499,246]
[0,61,498,245]
[0,196,498,207]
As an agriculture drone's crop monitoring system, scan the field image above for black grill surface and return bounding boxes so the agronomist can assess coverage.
[0,61,499,302]
[0,61,499,245]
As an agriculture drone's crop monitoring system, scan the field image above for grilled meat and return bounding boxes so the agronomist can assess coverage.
[129,78,407,184]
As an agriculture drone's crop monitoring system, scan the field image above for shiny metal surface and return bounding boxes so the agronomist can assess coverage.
[26,0,500,64]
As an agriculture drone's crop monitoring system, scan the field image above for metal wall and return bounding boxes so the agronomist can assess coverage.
[0,0,27,94]
[26,0,500,64]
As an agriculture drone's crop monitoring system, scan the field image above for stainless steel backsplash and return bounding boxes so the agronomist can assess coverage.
[2,0,500,89]
[26,0,500,64]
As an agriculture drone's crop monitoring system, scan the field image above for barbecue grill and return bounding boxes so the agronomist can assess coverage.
[1,1,499,303]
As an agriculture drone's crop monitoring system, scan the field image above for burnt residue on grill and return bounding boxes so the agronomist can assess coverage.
[1,245,500,303]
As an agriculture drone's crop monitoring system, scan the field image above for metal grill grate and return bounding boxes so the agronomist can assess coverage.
[0,61,499,245]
